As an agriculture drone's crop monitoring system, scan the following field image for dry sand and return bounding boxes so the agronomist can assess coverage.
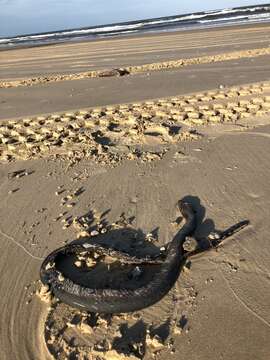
[0,23,270,360]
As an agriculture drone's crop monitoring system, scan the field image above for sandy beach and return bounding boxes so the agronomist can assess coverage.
[0,23,270,360]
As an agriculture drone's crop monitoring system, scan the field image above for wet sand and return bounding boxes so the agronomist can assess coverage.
[0,22,270,360]
[1,22,270,81]
[1,55,270,120]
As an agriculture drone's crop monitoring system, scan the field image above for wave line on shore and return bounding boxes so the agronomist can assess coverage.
[0,228,44,261]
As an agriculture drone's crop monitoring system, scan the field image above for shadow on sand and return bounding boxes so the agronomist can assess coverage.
[43,196,249,359]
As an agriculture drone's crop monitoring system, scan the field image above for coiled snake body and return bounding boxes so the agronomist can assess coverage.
[40,201,247,313]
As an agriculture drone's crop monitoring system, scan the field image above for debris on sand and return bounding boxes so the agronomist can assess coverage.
[91,349,140,360]
[98,68,130,77]
[36,284,52,303]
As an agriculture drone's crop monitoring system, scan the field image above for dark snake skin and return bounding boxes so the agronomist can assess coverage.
[40,200,248,313]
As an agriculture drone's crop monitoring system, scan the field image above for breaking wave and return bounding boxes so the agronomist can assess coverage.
[1,4,270,48]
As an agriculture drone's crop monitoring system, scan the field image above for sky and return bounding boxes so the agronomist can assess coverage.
[0,0,269,37]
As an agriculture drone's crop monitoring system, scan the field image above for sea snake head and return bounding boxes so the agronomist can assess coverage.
[178,200,194,219]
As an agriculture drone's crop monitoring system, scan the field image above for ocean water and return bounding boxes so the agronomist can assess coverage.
[1,4,270,49]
